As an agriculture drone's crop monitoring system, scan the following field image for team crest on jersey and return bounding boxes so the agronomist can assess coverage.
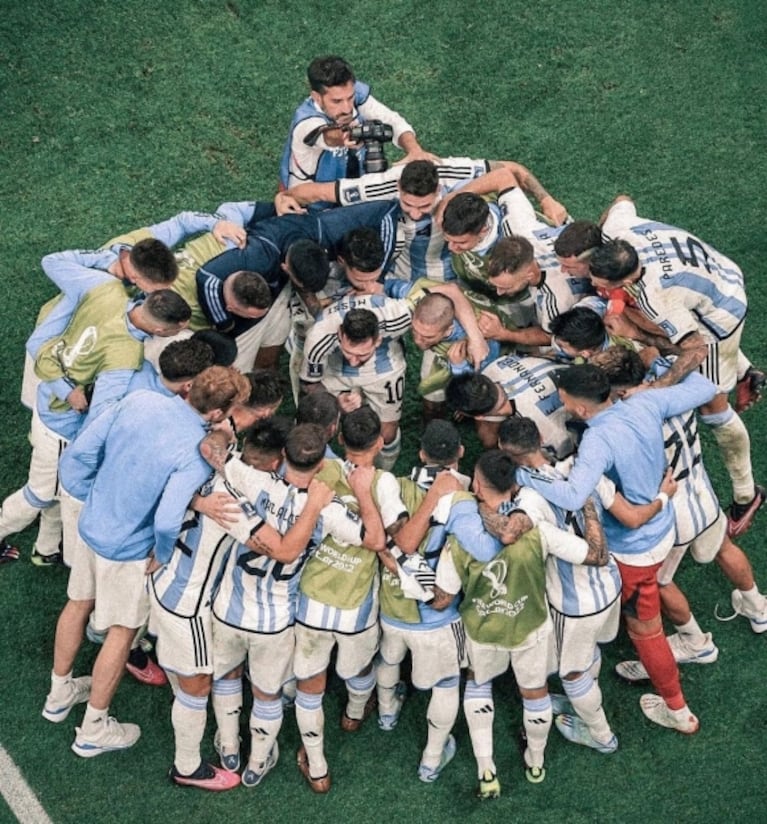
[307,362,323,379]
[482,559,508,599]
[55,326,98,368]
[342,186,362,204]
[658,319,678,338]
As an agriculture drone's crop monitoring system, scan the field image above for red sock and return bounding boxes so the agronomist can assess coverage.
[628,628,685,710]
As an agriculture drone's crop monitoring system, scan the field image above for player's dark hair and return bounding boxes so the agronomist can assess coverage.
[129,238,178,285]
[549,306,606,351]
[589,240,639,283]
[399,160,439,197]
[442,193,489,237]
[553,221,603,259]
[284,423,327,470]
[287,239,330,292]
[498,416,541,455]
[144,290,192,324]
[476,449,518,494]
[340,406,381,451]
[487,235,534,278]
[158,338,214,381]
[231,271,272,309]
[420,419,461,465]
[242,415,293,462]
[296,390,340,430]
[307,55,355,93]
[554,364,611,404]
[190,329,238,366]
[340,308,380,344]
[244,368,284,410]
[589,346,646,389]
[445,373,499,416]
[339,227,385,273]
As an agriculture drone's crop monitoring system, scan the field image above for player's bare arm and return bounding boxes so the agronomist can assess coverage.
[479,505,534,545]
[582,496,609,566]
[347,465,386,551]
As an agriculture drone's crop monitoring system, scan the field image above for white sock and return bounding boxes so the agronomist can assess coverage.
[295,690,327,778]
[211,677,242,752]
[376,659,401,716]
[249,697,283,767]
[463,679,495,778]
[705,411,754,503]
[674,614,705,641]
[739,585,765,612]
[562,672,613,743]
[422,679,459,769]
[172,689,207,775]
[82,702,108,733]
[522,695,552,769]
[345,670,375,720]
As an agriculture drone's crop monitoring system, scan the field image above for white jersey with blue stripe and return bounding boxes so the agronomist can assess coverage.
[301,294,411,384]
[502,188,597,332]
[150,475,235,619]
[481,355,576,460]
[648,358,721,545]
[212,459,365,634]
[514,473,621,617]
[296,467,406,634]
[603,199,747,342]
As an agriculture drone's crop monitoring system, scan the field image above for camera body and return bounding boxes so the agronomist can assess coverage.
[347,120,394,173]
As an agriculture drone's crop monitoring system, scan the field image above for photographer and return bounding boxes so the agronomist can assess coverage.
[280,55,434,206]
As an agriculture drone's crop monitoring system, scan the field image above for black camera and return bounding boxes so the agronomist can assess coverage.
[347,120,394,174]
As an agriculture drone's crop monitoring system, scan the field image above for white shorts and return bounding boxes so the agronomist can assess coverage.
[293,623,379,681]
[658,510,727,585]
[699,326,741,393]
[379,620,466,690]
[233,289,291,372]
[466,620,555,689]
[149,589,214,676]
[320,364,406,424]
[20,351,38,410]
[59,489,83,569]
[550,600,621,677]
[27,405,67,505]
[69,548,150,629]
[212,619,295,694]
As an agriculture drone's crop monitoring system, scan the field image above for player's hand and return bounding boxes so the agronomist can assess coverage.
[306,478,335,510]
[194,491,242,527]
[446,339,468,366]
[660,468,678,499]
[145,555,162,575]
[212,219,246,249]
[337,389,363,414]
[620,382,651,399]
[603,311,639,339]
[66,386,89,413]
[466,335,489,369]
[275,192,307,216]
[429,470,464,497]
[396,147,440,166]
[478,311,505,339]
[347,464,376,496]
[540,195,568,227]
